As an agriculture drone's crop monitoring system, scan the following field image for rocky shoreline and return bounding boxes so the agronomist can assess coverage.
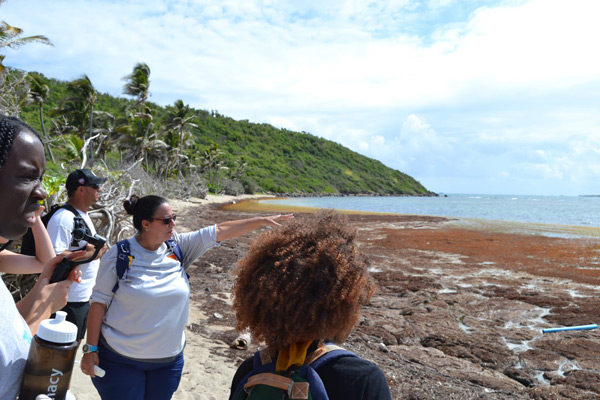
[189,202,600,399]
[71,197,600,399]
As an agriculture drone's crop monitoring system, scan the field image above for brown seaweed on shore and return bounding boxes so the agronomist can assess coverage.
[182,202,600,399]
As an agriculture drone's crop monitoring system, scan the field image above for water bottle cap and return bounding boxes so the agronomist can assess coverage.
[37,311,78,343]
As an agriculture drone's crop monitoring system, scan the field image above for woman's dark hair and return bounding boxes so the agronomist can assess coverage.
[123,195,168,231]
[232,210,376,350]
[0,114,42,170]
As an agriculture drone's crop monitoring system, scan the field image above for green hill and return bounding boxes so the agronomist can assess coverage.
[16,71,435,196]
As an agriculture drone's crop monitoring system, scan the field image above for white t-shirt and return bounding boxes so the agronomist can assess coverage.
[0,280,33,399]
[91,226,219,360]
[46,207,100,302]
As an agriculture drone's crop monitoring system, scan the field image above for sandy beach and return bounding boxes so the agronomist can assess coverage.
[71,195,600,399]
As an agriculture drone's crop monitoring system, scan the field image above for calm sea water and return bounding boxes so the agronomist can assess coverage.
[262,194,600,228]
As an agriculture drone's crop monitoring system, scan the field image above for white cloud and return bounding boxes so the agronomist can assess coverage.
[2,0,600,195]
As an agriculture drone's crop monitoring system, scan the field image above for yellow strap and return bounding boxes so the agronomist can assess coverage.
[275,341,312,371]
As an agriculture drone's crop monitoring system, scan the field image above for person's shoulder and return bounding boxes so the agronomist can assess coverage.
[99,241,119,262]
[229,356,254,400]
[319,352,382,372]
[316,353,391,397]
[48,206,76,223]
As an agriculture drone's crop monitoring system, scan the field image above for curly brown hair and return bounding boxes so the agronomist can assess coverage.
[232,210,376,350]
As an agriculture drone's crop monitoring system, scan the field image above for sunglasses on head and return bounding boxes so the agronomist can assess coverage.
[150,215,177,225]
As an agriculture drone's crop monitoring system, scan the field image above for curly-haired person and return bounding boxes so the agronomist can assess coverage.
[229,210,392,400]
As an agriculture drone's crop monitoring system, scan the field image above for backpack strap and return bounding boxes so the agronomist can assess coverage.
[111,238,184,294]
[0,240,13,252]
[244,373,310,399]
[306,344,356,368]
[112,239,134,294]
[165,238,183,263]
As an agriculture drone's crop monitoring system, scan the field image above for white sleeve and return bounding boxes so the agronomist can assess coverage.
[173,225,219,269]
[46,210,75,254]
[90,245,118,305]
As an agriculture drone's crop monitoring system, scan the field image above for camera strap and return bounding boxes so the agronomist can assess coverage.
[70,213,93,248]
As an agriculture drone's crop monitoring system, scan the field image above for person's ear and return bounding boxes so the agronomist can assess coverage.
[141,219,151,232]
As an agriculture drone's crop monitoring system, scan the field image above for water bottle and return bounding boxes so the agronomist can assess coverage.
[19,311,78,400]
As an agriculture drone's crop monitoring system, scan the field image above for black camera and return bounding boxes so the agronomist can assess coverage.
[49,217,107,283]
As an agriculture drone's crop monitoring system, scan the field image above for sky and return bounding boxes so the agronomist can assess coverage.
[2,0,600,196]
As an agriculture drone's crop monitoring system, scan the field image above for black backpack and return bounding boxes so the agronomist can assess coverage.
[20,204,91,256]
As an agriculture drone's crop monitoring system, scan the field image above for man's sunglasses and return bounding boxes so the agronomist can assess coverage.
[150,215,177,225]
[86,184,101,190]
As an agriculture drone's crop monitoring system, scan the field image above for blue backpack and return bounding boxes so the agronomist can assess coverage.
[232,344,358,400]
[112,238,183,293]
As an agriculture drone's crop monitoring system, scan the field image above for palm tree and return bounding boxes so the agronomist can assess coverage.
[201,142,227,193]
[91,110,118,162]
[122,63,153,161]
[51,75,97,160]
[69,75,97,137]
[0,19,53,75]
[62,134,84,163]
[122,62,150,108]
[114,105,164,172]
[27,74,54,161]
[163,100,197,178]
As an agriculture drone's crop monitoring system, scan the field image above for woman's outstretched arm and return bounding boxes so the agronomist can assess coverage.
[215,214,294,242]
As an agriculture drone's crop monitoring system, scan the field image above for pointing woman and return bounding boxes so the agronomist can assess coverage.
[81,194,292,400]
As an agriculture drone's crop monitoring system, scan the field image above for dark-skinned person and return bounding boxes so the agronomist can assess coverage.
[80,194,293,400]
[229,210,392,400]
[0,114,82,399]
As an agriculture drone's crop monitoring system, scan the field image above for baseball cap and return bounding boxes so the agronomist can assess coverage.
[65,168,108,191]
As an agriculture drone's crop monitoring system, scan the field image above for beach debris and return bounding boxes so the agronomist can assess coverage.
[231,330,252,350]
[213,312,223,319]
[542,324,598,333]
[378,342,389,353]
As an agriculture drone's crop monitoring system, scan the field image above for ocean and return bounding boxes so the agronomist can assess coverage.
[261,194,600,228]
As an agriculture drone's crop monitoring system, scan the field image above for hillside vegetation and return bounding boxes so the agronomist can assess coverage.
[11,69,434,196]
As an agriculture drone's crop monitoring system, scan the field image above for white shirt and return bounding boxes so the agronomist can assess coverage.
[91,226,219,360]
[46,207,100,302]
[0,280,32,399]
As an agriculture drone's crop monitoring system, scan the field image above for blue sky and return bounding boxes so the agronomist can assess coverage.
[2,0,600,196]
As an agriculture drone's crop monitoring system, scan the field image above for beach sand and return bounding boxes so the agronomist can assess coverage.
[71,195,600,399]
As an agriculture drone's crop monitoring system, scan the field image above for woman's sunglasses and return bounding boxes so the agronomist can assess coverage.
[150,215,177,225]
